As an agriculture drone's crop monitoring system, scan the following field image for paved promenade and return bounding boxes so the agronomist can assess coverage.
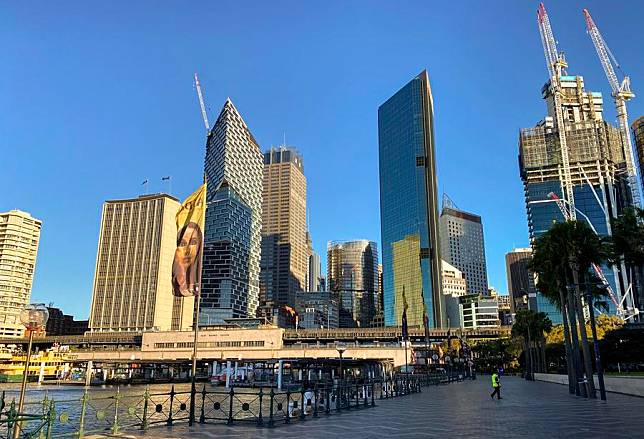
[127,377,644,438]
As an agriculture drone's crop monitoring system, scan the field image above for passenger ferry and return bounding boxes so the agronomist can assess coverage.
[0,347,76,383]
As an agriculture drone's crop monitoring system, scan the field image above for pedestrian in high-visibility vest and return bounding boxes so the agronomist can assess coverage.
[490,370,502,399]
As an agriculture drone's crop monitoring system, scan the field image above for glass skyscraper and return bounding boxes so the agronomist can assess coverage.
[378,70,445,328]
[201,99,263,323]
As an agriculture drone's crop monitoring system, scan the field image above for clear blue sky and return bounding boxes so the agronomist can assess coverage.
[2,1,642,319]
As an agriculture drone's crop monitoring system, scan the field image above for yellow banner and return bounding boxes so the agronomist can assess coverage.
[172,184,206,297]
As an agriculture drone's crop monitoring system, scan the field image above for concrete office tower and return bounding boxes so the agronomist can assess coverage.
[439,206,489,297]
[505,248,538,313]
[202,99,263,323]
[519,74,635,323]
[259,147,307,323]
[441,260,467,298]
[0,210,42,337]
[327,240,379,327]
[308,252,321,292]
[378,70,444,328]
[89,194,193,332]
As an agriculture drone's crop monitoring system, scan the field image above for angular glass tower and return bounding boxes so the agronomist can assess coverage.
[378,70,445,328]
[201,99,263,323]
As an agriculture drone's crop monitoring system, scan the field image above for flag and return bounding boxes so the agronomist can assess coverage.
[172,184,206,297]
[401,287,409,341]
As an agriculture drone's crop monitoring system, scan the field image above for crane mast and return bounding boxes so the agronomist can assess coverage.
[194,72,210,132]
[537,3,576,220]
[583,9,641,207]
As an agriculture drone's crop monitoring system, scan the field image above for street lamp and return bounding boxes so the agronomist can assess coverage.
[336,344,346,381]
[585,283,607,401]
[15,303,49,438]
[522,294,534,381]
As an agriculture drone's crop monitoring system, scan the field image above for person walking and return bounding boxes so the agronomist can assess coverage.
[490,370,502,399]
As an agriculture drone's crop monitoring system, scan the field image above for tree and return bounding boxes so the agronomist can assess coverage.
[530,220,610,398]
[512,310,552,377]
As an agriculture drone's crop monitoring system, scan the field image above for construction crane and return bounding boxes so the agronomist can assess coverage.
[194,72,210,132]
[547,192,639,320]
[583,9,641,208]
[537,3,576,220]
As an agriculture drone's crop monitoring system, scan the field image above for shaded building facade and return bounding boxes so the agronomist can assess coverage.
[89,194,194,332]
[259,147,307,324]
[327,240,379,327]
[202,99,264,323]
[505,248,538,313]
[46,307,88,336]
[0,210,42,337]
[378,70,444,328]
[294,291,339,329]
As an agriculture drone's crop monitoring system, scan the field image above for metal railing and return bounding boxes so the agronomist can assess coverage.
[0,373,463,437]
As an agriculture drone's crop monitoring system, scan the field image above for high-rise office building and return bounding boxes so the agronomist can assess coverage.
[378,70,444,328]
[89,194,194,332]
[0,210,42,337]
[259,147,307,323]
[327,240,379,327]
[202,99,263,323]
[505,248,538,313]
[439,206,489,296]
[519,74,635,323]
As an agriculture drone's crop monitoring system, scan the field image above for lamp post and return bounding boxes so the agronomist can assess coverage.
[15,303,49,439]
[585,283,607,401]
[336,344,346,382]
[522,294,534,381]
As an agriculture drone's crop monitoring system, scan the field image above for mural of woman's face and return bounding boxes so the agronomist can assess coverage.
[174,223,201,268]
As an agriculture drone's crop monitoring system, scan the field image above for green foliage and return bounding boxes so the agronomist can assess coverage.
[512,309,552,341]
[545,315,623,344]
[599,326,644,369]
[472,338,522,372]
[608,207,644,266]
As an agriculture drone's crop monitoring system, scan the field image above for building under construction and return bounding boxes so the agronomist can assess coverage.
[518,5,638,323]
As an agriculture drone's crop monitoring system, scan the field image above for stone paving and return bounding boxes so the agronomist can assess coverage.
[118,377,644,438]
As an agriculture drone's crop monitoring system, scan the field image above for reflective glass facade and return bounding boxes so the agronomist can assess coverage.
[378,71,444,328]
[327,240,379,328]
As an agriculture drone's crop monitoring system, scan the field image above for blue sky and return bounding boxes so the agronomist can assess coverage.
[2,1,643,319]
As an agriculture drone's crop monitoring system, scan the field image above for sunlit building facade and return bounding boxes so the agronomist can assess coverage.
[378,70,444,328]
[89,194,194,332]
[0,210,42,337]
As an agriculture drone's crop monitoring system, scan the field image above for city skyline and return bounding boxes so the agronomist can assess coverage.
[3,1,643,319]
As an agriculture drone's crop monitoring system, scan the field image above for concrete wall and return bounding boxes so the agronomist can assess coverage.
[535,373,644,398]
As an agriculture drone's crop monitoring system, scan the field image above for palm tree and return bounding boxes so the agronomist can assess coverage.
[530,220,609,398]
[512,310,552,379]
[530,227,579,395]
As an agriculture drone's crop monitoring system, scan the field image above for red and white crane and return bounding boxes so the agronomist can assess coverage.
[583,9,641,207]
[194,72,210,132]
[537,3,576,220]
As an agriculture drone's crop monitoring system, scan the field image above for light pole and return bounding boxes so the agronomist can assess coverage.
[15,303,49,439]
[523,294,534,381]
[585,282,607,401]
[336,344,346,382]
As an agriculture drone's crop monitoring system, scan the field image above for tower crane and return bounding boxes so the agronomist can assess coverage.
[583,9,641,208]
[537,3,576,220]
[194,72,210,132]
